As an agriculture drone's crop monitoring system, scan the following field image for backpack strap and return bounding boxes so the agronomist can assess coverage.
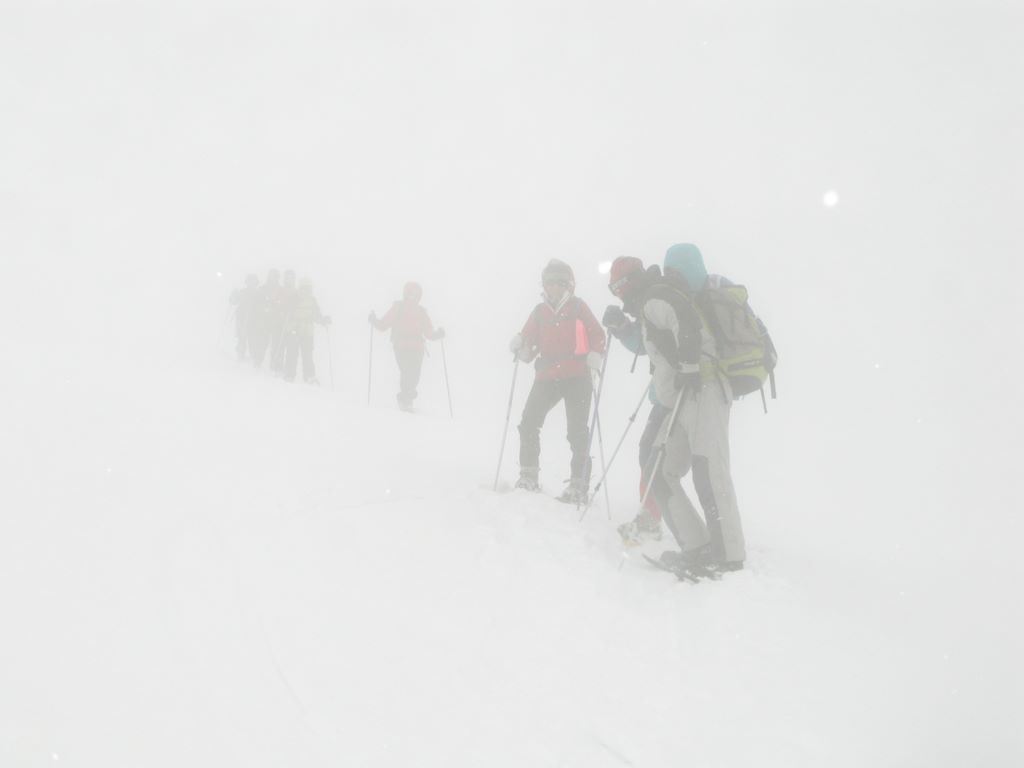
[640,281,703,368]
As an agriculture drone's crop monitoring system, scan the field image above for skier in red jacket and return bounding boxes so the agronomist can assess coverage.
[509,259,606,503]
[370,282,445,411]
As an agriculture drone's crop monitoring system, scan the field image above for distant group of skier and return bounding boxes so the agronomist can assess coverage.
[229,271,445,411]
[230,269,332,384]
[227,242,775,581]
[504,244,776,580]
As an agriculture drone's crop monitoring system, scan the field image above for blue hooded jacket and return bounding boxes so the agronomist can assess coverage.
[664,243,708,291]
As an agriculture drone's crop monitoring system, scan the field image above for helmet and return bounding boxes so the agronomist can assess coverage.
[541,259,574,290]
[266,269,281,285]
[244,274,258,288]
[608,256,644,297]
[283,270,296,288]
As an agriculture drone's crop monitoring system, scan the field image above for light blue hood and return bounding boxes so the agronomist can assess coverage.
[664,243,707,291]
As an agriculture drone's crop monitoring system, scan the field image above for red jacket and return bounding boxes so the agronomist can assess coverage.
[520,295,606,381]
[373,300,441,351]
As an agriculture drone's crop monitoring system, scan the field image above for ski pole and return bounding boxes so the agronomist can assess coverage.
[578,339,613,511]
[440,337,453,419]
[367,323,374,405]
[636,384,688,515]
[492,355,519,492]
[326,325,335,390]
[579,383,650,522]
[594,405,612,518]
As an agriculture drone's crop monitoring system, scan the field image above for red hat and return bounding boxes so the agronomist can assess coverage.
[608,256,644,296]
[403,282,422,301]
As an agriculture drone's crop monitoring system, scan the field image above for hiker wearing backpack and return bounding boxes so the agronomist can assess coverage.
[510,259,606,503]
[282,277,331,384]
[609,244,765,574]
[369,282,445,411]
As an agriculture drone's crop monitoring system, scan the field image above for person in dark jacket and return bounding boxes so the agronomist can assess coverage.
[251,269,282,369]
[282,277,331,384]
[603,257,666,541]
[369,282,445,411]
[510,259,606,503]
[229,274,260,361]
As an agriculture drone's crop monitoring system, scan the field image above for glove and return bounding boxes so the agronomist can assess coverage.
[602,305,627,330]
[322,315,332,326]
[586,351,604,372]
[673,364,702,394]
[368,311,377,324]
[509,333,524,353]
[435,327,445,339]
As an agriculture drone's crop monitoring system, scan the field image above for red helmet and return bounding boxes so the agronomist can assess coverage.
[608,256,644,297]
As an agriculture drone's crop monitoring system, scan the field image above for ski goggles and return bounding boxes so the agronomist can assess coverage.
[609,274,631,297]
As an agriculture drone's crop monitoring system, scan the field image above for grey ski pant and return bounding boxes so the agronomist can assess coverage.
[654,379,745,563]
[394,346,425,403]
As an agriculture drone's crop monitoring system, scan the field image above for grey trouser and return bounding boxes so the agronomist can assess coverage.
[394,346,425,403]
[518,375,593,481]
[283,330,315,382]
[654,379,745,563]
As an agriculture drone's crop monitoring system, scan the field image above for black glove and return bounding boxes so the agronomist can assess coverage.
[602,304,627,330]
[673,368,702,394]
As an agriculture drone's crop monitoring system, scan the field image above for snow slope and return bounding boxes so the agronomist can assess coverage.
[2,332,1018,767]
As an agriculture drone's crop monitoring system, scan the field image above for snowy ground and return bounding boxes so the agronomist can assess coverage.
[2,332,1019,767]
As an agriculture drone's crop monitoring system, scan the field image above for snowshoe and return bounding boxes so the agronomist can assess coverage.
[556,478,588,504]
[514,468,540,492]
[617,510,663,546]
[647,546,743,582]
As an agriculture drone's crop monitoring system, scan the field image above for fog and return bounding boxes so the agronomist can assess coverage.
[2,2,1021,765]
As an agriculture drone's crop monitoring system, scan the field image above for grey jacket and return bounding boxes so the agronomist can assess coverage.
[640,280,718,408]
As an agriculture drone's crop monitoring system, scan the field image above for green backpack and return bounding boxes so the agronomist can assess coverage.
[695,281,778,408]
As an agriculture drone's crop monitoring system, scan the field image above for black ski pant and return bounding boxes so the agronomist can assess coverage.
[235,314,253,360]
[518,375,593,481]
[283,330,316,382]
[394,346,424,403]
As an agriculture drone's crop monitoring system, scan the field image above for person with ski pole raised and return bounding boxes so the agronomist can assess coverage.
[602,257,666,543]
[369,282,445,412]
[609,245,746,577]
[509,259,606,503]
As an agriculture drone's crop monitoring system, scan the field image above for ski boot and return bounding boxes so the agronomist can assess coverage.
[617,509,663,546]
[556,477,588,504]
[514,467,540,492]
